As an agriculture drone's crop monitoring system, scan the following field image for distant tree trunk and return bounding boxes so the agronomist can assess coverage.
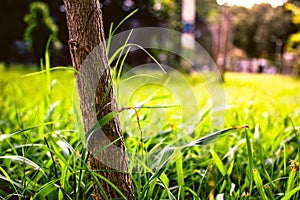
[63,0,135,199]
[218,6,230,81]
[209,5,231,82]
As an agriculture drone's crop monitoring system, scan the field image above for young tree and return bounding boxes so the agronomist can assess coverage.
[63,0,135,199]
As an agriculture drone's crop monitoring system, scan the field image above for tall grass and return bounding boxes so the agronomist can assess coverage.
[1,63,300,199]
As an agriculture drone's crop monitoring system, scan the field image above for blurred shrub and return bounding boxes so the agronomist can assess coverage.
[23,1,59,65]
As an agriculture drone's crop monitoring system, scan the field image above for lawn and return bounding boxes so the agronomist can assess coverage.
[0,65,300,199]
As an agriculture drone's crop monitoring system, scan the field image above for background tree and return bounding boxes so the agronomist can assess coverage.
[23,1,59,65]
[63,0,135,199]
[231,4,297,62]
[285,2,300,75]
[195,0,218,55]
[286,2,300,51]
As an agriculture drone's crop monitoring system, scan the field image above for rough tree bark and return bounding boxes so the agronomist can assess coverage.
[63,0,135,199]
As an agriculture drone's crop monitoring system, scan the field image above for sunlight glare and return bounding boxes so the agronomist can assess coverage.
[216,0,287,8]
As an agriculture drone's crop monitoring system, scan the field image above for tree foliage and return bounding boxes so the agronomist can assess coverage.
[231,4,297,59]
[23,1,59,64]
[285,2,300,51]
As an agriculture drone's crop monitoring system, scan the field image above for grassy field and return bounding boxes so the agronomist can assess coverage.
[0,65,300,199]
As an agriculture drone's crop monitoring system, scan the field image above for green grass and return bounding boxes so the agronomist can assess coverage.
[0,64,300,199]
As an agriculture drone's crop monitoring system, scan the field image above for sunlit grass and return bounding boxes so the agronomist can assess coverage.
[0,65,300,199]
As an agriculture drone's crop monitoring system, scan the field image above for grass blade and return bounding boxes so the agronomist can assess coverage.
[111,9,138,36]
[0,156,44,175]
[245,128,254,195]
[253,169,268,200]
[289,117,300,162]
[0,166,18,192]
[106,9,138,55]
[109,43,166,74]
[211,150,227,176]
[98,110,119,127]
[286,161,297,193]
[282,185,300,200]
[176,154,185,200]
[185,125,248,147]
[44,136,59,180]
[93,172,128,200]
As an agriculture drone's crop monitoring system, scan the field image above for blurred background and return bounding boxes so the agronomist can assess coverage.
[1,0,300,76]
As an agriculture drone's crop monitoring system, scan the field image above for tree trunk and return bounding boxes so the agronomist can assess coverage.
[209,5,231,82]
[63,0,135,199]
